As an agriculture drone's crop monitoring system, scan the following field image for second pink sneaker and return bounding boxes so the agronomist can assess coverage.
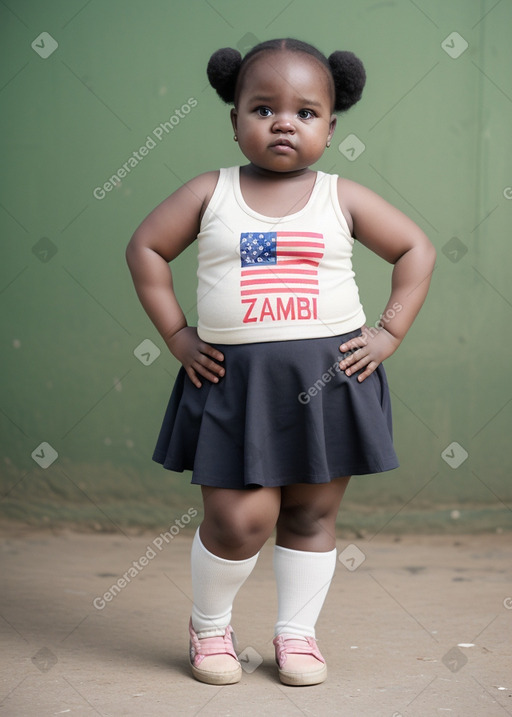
[273,634,327,686]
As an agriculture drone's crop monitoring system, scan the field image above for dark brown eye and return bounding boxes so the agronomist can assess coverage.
[256,106,272,117]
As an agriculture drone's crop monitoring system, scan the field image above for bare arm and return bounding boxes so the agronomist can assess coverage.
[337,178,437,382]
[126,171,225,387]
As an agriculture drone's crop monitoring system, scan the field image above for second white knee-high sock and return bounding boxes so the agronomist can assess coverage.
[273,545,337,638]
[191,529,259,638]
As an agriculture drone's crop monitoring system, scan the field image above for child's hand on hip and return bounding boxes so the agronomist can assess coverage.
[167,327,225,388]
[339,327,400,383]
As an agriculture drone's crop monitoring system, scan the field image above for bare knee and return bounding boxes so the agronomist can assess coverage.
[277,503,332,539]
[201,486,280,559]
[276,478,350,550]
[206,510,270,549]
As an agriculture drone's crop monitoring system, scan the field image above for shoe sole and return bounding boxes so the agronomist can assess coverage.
[278,664,327,686]
[191,663,242,685]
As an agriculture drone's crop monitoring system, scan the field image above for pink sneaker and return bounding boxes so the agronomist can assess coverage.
[189,619,242,685]
[273,634,327,686]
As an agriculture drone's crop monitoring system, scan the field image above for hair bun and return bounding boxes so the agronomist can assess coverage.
[206,48,243,104]
[328,51,366,112]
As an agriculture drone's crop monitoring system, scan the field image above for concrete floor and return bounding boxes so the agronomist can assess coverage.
[0,527,511,716]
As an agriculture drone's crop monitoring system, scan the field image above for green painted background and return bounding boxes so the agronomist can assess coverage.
[1,0,511,533]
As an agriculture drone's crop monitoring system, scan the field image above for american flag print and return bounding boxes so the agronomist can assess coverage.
[239,231,325,324]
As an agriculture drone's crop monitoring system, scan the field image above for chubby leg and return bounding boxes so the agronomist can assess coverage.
[192,485,280,634]
[189,485,280,684]
[272,477,350,686]
[274,476,350,636]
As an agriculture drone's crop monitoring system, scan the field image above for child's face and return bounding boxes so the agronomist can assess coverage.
[231,51,337,175]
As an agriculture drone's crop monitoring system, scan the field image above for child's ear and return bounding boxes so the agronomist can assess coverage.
[327,114,337,143]
[230,107,238,135]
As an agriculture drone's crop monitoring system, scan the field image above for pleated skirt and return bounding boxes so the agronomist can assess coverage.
[153,329,399,488]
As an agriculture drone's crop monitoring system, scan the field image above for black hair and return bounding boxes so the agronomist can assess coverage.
[206,38,366,113]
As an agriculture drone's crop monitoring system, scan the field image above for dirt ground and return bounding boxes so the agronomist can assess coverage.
[0,527,511,717]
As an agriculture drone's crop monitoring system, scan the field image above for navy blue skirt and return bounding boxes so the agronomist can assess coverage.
[152,329,399,488]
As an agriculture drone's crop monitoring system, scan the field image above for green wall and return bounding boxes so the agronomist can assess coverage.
[1,0,511,533]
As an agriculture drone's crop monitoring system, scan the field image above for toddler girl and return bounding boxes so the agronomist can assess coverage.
[126,38,436,686]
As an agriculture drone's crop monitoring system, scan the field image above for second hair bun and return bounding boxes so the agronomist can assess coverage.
[328,51,366,112]
[206,48,242,104]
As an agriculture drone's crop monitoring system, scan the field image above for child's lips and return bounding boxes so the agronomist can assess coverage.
[269,139,296,151]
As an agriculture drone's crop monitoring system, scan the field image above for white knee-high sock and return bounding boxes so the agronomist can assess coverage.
[191,528,259,638]
[273,545,337,638]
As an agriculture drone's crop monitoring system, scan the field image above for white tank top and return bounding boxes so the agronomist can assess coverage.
[196,166,365,344]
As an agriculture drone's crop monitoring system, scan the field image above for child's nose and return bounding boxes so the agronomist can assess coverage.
[271,114,295,133]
